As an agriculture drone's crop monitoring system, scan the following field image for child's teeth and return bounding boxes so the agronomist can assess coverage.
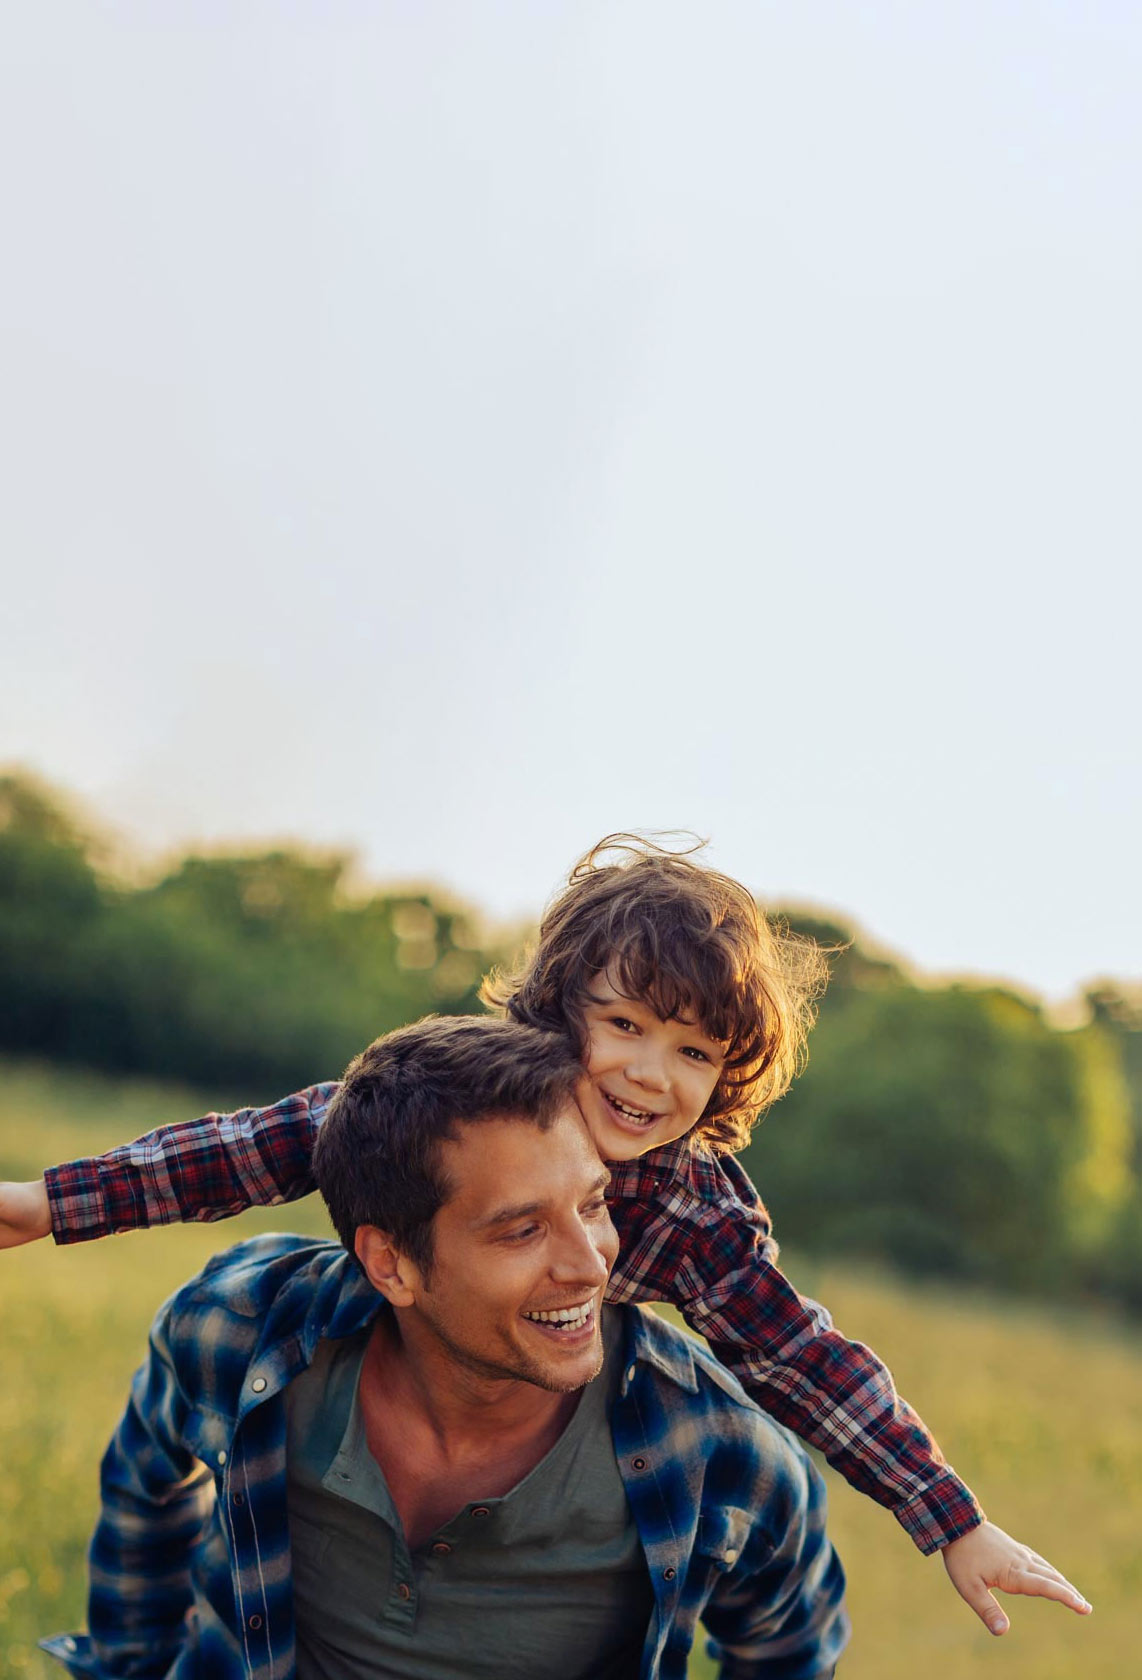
[610,1096,652,1121]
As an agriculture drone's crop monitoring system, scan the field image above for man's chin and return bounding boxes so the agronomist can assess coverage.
[425,1314,606,1394]
[499,1338,605,1394]
[463,1338,605,1394]
[525,1350,605,1394]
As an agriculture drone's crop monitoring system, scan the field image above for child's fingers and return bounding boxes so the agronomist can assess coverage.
[1004,1562,1091,1613]
[956,1584,1010,1637]
[942,1522,1092,1634]
[952,1562,1091,1636]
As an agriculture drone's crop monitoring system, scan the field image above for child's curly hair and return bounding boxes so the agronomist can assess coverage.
[481,834,828,1153]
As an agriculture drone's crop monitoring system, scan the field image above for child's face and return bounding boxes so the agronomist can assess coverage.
[577,967,726,1162]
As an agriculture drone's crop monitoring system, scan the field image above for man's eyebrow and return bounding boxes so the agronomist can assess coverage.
[474,1171,611,1232]
[474,1200,546,1231]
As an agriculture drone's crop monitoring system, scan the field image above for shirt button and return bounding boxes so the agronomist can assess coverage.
[432,1542,452,1556]
[217,1450,227,1465]
[631,1457,647,1471]
[251,1377,268,1394]
[724,1548,738,1564]
[232,1492,246,1507]
[663,1567,677,1581]
[470,1506,491,1519]
[397,1583,412,1602]
[626,1365,637,1384]
[248,1614,263,1630]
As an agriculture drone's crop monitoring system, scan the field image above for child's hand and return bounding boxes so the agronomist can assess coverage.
[0,1180,52,1248]
[941,1521,1091,1635]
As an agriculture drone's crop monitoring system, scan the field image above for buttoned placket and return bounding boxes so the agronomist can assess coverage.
[215,1438,275,1668]
[217,1361,302,1675]
[220,1439,277,1665]
[613,1356,688,1674]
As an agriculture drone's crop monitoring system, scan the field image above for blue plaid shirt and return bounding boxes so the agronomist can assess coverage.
[42,1235,848,1680]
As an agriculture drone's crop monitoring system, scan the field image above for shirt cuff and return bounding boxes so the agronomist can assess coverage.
[44,1154,149,1244]
[893,1469,986,1555]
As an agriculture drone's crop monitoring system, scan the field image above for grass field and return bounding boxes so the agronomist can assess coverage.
[2,1059,1140,1679]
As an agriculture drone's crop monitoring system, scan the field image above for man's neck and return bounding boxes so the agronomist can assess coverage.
[357,1315,584,1548]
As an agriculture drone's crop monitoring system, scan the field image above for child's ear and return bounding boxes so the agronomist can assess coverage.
[355,1225,419,1306]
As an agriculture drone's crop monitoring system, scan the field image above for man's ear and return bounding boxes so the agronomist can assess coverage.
[355,1225,420,1306]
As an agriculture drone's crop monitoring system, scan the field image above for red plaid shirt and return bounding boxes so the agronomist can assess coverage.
[45,1082,983,1555]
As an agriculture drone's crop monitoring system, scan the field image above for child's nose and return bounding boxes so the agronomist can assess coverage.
[626,1050,669,1092]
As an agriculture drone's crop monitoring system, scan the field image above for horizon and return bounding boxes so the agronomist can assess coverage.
[6,761,1135,1016]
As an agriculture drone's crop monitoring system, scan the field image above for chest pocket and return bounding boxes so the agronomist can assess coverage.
[697,1506,753,1572]
[183,1408,234,1477]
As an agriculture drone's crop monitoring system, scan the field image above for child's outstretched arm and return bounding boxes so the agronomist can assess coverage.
[0,1180,52,1247]
[605,1144,1090,1633]
[11,1083,338,1246]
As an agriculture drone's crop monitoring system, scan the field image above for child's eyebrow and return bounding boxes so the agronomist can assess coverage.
[587,987,725,1042]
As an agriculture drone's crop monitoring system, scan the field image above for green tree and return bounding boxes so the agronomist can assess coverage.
[742,981,1130,1292]
[0,774,105,1055]
[0,773,499,1094]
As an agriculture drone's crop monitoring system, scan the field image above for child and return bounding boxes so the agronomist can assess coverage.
[2,835,1089,1636]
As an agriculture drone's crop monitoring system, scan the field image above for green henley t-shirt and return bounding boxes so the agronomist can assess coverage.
[285,1308,655,1679]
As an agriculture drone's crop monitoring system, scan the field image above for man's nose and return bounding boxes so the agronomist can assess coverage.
[550,1219,614,1286]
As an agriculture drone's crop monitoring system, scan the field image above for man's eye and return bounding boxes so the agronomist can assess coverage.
[502,1224,540,1243]
[583,1198,609,1220]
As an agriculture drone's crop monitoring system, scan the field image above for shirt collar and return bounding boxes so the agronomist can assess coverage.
[620,1304,699,1395]
[233,1240,381,1374]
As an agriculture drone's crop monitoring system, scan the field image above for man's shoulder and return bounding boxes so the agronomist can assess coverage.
[167,1233,343,1318]
[155,1235,373,1385]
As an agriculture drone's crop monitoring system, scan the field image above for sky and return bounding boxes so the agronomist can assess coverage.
[2,1,1139,1003]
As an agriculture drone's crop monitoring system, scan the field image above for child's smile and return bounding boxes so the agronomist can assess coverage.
[579,969,726,1161]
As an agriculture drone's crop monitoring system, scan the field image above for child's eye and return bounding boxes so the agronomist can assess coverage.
[610,1016,637,1034]
[681,1046,709,1062]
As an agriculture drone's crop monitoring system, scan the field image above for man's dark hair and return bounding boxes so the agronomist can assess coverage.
[313,1013,582,1274]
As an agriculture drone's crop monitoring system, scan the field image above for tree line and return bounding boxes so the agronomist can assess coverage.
[2,771,1140,1314]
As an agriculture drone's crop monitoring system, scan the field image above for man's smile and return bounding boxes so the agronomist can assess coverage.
[521,1300,597,1339]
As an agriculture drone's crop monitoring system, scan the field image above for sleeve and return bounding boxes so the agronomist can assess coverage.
[43,1083,338,1244]
[85,1315,218,1677]
[608,1153,984,1555]
[701,1450,849,1680]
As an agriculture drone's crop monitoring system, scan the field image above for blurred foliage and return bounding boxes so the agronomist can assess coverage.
[0,772,500,1096]
[2,771,1141,1315]
[744,912,1142,1313]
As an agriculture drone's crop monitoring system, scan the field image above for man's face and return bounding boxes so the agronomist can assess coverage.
[407,1108,618,1393]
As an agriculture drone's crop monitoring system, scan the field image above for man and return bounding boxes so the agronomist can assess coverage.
[44,1015,848,1679]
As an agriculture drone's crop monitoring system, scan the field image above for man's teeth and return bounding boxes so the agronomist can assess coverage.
[607,1095,655,1123]
[523,1304,593,1326]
